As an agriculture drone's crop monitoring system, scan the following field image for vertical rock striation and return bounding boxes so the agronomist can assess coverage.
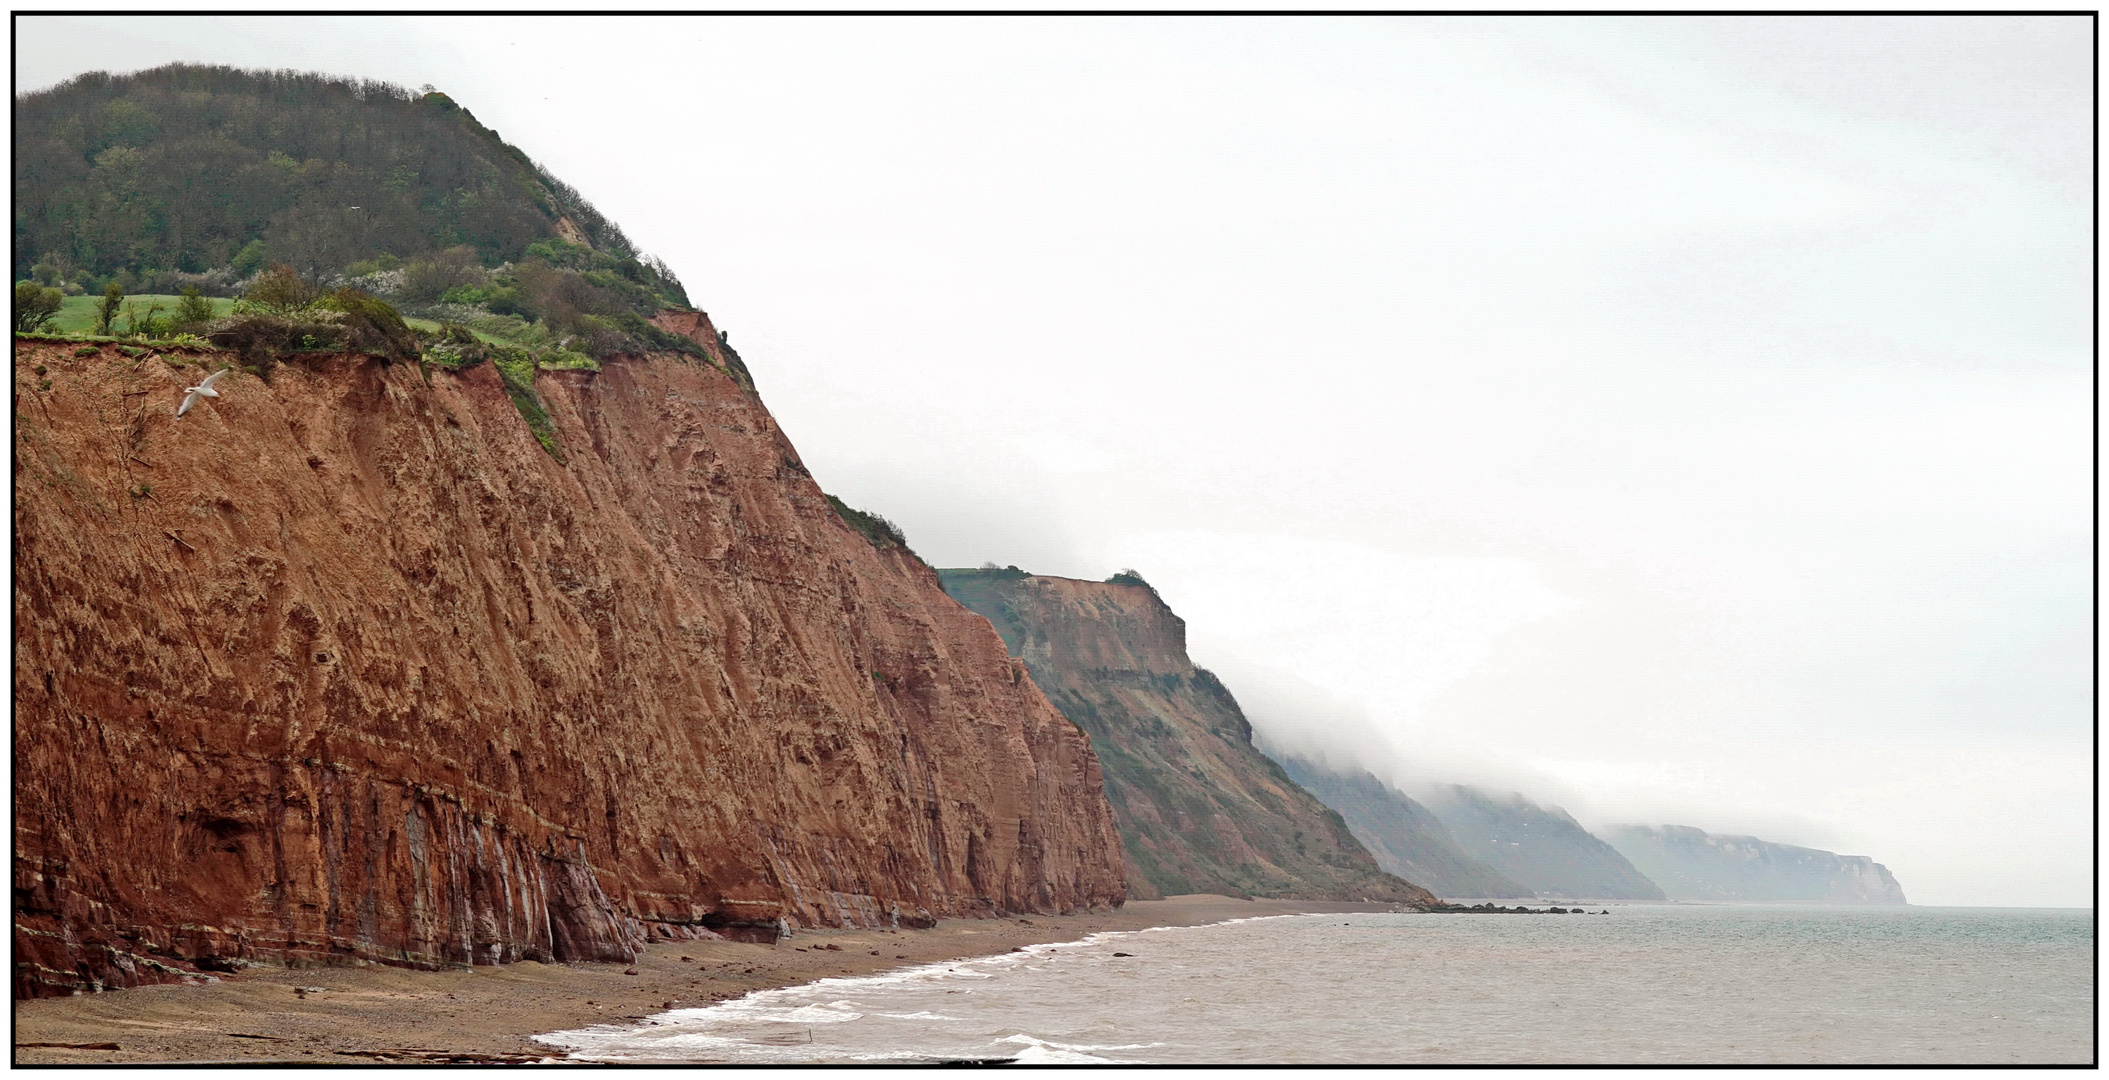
[13,339,1126,998]
[938,569,1435,905]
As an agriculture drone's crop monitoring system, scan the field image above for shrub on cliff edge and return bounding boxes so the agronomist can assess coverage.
[314,288,419,360]
[828,495,916,557]
[419,322,492,369]
[208,275,417,366]
[1106,569,1165,605]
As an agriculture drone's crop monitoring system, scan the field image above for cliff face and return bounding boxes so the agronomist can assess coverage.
[1606,825,1907,904]
[1275,758,1530,900]
[1423,786,1666,901]
[12,338,1126,998]
[938,570,1435,906]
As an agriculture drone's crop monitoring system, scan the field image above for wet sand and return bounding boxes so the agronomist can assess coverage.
[13,894,1392,1065]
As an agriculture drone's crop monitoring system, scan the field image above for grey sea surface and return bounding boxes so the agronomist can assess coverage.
[536,905,2094,1064]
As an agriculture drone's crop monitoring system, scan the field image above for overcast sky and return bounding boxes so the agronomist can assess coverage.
[16,15,2092,907]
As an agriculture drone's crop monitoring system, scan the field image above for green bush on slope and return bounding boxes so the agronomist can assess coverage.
[827,495,916,557]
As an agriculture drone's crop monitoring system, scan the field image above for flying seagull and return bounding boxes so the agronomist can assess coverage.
[177,369,230,417]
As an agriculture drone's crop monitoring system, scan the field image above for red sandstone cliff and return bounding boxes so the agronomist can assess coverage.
[12,338,1126,998]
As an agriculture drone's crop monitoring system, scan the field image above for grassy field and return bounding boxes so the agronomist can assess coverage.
[44,293,236,335]
[32,297,525,350]
[401,316,519,346]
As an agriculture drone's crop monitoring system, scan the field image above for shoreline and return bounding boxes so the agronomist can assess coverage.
[12,894,1394,1065]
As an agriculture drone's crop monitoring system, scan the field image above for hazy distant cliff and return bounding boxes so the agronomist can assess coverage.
[1276,758,1531,899]
[939,569,1434,905]
[12,338,1127,998]
[1423,787,1665,901]
[1606,826,1907,904]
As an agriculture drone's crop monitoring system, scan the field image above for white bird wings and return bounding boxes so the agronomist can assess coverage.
[177,368,231,417]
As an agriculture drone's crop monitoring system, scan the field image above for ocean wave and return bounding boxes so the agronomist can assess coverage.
[539,1027,829,1064]
[999,1033,1166,1053]
[1002,1034,1152,1064]
[1010,1043,1132,1064]
[765,1002,865,1024]
[535,906,2093,1065]
[540,914,1324,1063]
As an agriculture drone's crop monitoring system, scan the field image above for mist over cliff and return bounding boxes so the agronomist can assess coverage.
[1416,787,1665,902]
[938,568,1433,906]
[1274,758,1529,900]
[1607,826,1907,905]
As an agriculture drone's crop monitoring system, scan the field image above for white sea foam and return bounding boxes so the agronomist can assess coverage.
[999,1034,1165,1053]
[1006,1040,1137,1064]
[537,907,2093,1064]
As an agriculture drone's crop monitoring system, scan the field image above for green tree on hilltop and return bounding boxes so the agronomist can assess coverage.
[12,63,688,310]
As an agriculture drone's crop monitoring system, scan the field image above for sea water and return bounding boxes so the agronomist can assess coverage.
[537,906,2093,1064]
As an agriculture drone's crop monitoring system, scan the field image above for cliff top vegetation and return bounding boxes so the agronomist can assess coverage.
[827,495,917,558]
[14,64,704,365]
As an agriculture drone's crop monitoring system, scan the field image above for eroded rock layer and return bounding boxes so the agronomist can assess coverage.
[13,340,1125,998]
[938,569,1434,905]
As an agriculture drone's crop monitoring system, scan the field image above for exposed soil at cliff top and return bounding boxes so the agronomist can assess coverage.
[12,895,1393,1064]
